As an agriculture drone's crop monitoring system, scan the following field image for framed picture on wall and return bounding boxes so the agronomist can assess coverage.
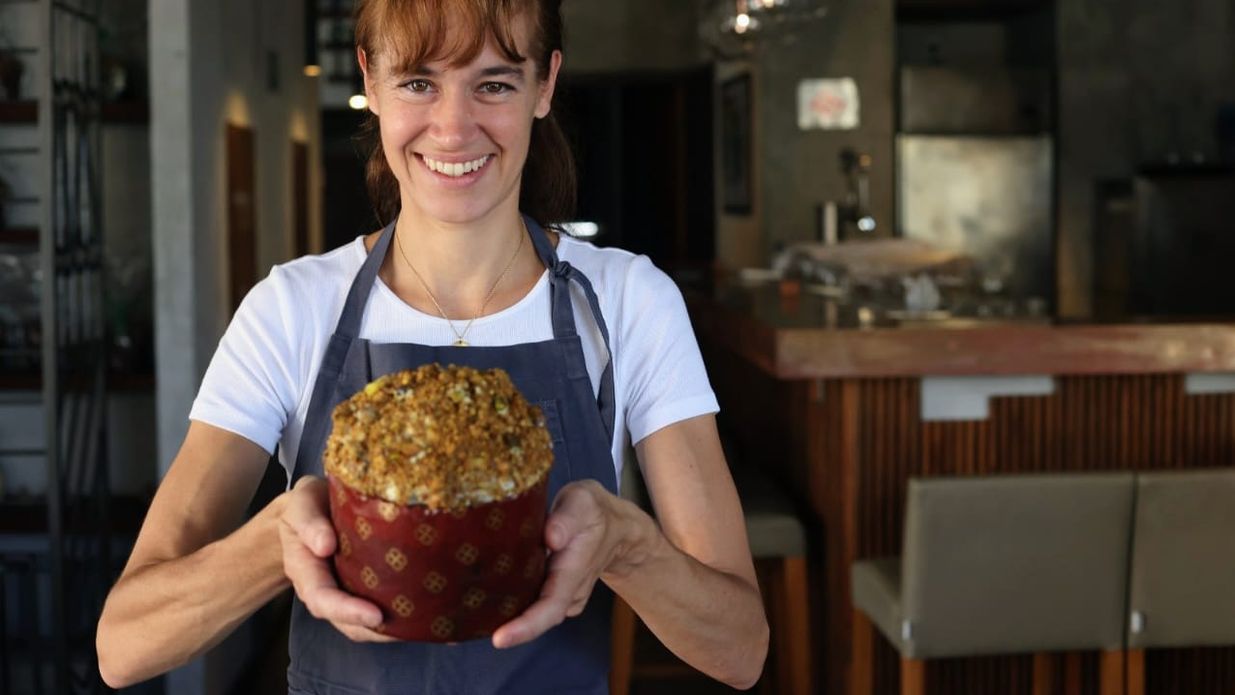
[720,73,752,215]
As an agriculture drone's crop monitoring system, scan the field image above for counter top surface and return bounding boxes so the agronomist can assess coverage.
[685,280,1235,378]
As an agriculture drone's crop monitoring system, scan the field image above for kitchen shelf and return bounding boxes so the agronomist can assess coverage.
[0,101,37,123]
[0,371,155,392]
[0,227,39,245]
[0,100,150,124]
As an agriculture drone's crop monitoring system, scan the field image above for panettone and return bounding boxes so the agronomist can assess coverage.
[324,364,555,642]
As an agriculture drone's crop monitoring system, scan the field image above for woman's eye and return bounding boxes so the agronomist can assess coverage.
[479,82,513,95]
[405,79,432,93]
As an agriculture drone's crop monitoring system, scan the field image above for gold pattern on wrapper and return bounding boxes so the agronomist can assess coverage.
[462,588,487,610]
[494,554,513,575]
[455,543,479,566]
[416,523,438,546]
[377,501,399,522]
[423,571,447,594]
[385,547,408,572]
[431,617,454,639]
[392,595,415,617]
[486,509,505,531]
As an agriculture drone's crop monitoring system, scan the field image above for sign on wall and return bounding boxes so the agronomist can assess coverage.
[798,77,860,130]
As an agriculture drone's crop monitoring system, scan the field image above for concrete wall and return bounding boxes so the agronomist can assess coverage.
[150,0,321,692]
[561,0,701,75]
[1056,0,1235,318]
[751,0,896,261]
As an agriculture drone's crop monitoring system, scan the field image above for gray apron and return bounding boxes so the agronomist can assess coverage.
[286,215,618,694]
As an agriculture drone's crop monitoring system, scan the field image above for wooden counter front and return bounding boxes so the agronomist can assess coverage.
[687,284,1235,695]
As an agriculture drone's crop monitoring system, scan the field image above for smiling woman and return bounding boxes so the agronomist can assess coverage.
[95,1,767,693]
[355,0,575,228]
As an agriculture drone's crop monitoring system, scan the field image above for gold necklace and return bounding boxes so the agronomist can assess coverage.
[394,220,526,347]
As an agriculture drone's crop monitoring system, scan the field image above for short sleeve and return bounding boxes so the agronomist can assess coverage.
[189,266,304,455]
[616,255,720,445]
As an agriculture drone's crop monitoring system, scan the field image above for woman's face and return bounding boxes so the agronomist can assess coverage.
[360,21,561,227]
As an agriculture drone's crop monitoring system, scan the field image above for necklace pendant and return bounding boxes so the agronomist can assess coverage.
[453,338,469,347]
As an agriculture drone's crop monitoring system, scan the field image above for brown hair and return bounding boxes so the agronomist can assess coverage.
[354,0,576,227]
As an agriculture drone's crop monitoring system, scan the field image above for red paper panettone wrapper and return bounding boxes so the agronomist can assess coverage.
[328,474,549,642]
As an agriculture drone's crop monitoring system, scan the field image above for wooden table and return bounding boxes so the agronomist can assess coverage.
[687,281,1235,695]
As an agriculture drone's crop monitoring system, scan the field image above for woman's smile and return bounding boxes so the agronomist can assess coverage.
[416,152,495,187]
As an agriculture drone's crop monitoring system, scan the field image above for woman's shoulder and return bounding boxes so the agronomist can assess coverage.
[233,237,366,327]
[555,234,676,299]
[272,236,367,288]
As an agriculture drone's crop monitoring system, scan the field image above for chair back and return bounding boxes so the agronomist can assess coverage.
[1128,468,1235,649]
[901,472,1135,658]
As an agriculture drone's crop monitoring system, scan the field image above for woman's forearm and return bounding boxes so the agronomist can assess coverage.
[602,506,769,690]
[97,494,291,689]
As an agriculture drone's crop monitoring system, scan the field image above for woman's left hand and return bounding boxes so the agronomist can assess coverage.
[491,479,650,649]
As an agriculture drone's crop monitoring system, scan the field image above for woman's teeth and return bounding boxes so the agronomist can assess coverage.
[422,155,491,178]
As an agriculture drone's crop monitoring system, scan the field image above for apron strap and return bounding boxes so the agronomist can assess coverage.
[565,263,618,448]
[291,221,394,481]
[525,216,617,447]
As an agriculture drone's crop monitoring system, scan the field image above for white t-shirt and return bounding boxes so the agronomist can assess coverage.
[189,233,720,487]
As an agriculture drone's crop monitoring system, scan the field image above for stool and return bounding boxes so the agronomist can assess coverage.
[609,440,812,695]
[1124,469,1235,695]
[850,473,1134,695]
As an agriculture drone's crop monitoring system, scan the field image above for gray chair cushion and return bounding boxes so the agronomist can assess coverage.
[1129,468,1235,649]
[625,436,807,558]
[899,472,1135,658]
[731,463,807,558]
[852,557,905,651]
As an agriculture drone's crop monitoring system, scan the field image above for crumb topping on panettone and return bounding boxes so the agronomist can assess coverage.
[324,364,554,512]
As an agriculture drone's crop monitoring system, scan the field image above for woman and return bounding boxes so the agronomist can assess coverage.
[96,0,768,692]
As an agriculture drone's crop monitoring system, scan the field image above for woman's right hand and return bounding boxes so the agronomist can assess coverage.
[279,475,397,643]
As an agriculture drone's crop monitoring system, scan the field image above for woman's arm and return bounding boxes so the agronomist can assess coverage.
[492,413,769,689]
[96,421,288,688]
[96,422,394,689]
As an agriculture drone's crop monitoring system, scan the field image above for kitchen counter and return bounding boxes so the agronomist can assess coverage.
[687,280,1235,379]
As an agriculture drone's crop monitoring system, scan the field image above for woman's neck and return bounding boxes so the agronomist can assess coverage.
[374,203,549,320]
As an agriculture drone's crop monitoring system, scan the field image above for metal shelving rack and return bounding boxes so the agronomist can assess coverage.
[1,0,111,692]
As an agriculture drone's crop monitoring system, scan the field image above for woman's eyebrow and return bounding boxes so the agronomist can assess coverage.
[476,65,526,81]
[404,65,526,82]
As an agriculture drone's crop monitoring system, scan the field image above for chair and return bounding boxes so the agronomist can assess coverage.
[1124,468,1235,695]
[850,473,1135,695]
[610,438,812,695]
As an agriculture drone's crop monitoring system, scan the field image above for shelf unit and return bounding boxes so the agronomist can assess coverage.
[0,2,113,693]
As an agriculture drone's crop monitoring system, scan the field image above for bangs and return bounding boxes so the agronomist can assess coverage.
[356,0,542,75]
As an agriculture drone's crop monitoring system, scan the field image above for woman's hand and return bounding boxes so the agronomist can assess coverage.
[491,479,653,649]
[279,476,397,643]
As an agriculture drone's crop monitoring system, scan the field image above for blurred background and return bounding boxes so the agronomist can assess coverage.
[0,0,1233,693]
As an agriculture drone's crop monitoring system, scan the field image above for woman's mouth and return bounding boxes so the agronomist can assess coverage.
[419,154,493,184]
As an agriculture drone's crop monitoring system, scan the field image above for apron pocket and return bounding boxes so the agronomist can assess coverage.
[532,399,565,445]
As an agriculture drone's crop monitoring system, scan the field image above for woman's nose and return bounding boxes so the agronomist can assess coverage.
[428,92,479,146]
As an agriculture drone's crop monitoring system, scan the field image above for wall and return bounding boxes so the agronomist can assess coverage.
[150,0,321,692]
[1056,0,1235,318]
[561,0,701,74]
[704,0,897,269]
[714,60,764,269]
[756,0,895,259]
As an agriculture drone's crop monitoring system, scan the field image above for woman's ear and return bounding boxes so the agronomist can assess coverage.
[357,47,380,116]
[534,50,563,120]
